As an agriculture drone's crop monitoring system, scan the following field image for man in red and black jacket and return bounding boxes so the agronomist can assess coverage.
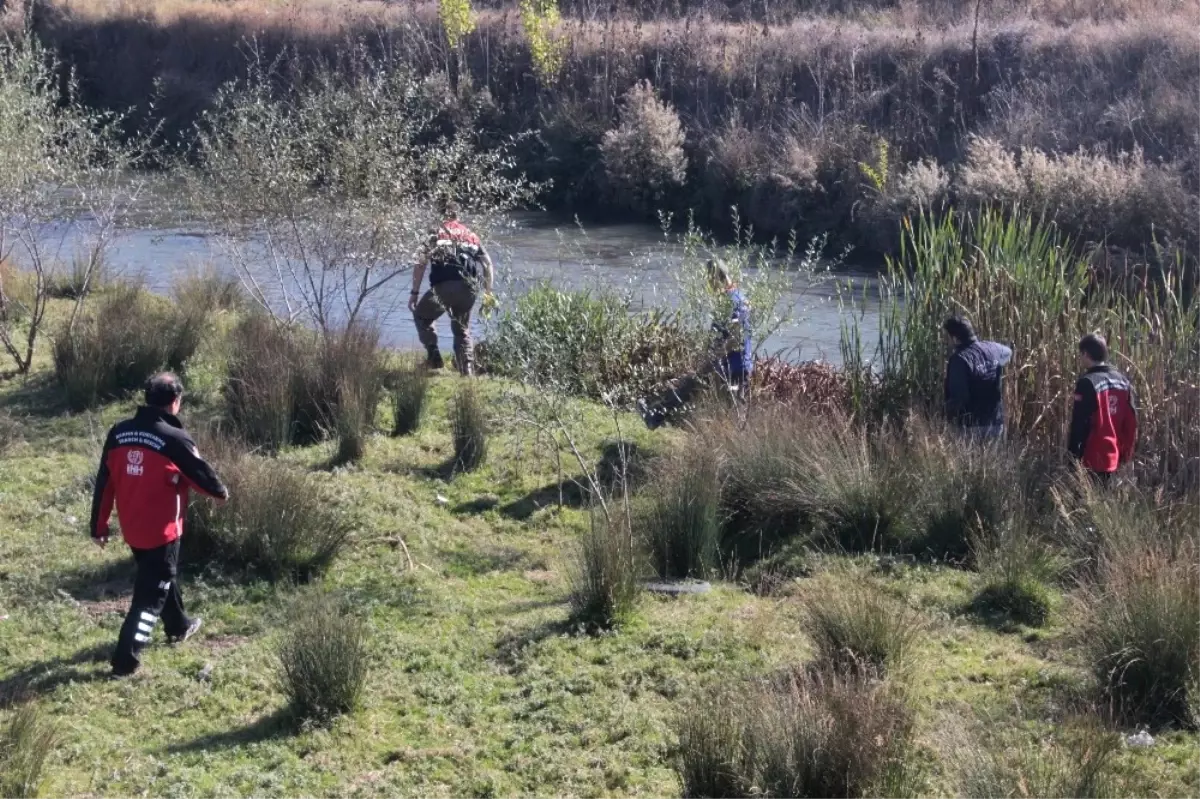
[90,373,229,677]
[1068,333,1138,485]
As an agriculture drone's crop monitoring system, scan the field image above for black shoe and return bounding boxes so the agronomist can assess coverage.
[426,350,445,370]
[168,618,202,646]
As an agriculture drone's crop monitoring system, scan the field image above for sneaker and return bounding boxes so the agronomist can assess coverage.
[168,618,202,646]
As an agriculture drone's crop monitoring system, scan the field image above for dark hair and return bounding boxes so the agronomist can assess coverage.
[1079,333,1109,362]
[706,259,731,288]
[439,197,459,219]
[144,372,184,408]
[942,316,976,344]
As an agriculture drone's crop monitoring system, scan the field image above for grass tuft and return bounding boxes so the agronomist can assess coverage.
[675,666,916,798]
[638,440,721,580]
[186,446,353,582]
[960,722,1124,799]
[969,521,1060,628]
[277,593,368,725]
[803,583,925,676]
[387,356,430,436]
[0,703,57,799]
[569,510,640,629]
[450,381,488,472]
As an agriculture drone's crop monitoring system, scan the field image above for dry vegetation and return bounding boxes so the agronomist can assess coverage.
[17,0,1198,258]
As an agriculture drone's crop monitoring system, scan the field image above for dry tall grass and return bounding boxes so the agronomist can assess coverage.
[28,0,1199,253]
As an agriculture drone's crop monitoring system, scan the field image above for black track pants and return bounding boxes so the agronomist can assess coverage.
[111,539,190,675]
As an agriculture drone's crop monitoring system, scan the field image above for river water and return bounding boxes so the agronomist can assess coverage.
[43,192,880,365]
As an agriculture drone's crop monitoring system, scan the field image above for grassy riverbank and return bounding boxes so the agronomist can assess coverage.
[1,294,1197,797]
[18,0,1200,258]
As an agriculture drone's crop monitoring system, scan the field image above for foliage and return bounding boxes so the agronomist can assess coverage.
[1078,532,1199,728]
[601,81,687,215]
[51,283,211,410]
[570,509,641,629]
[857,137,890,194]
[969,519,1060,628]
[450,381,488,472]
[438,0,475,51]
[482,283,698,406]
[185,446,354,582]
[224,316,382,452]
[188,46,537,332]
[276,592,368,725]
[0,32,146,374]
[803,583,925,675]
[0,703,57,799]
[675,667,916,798]
[387,355,431,436]
[960,723,1124,799]
[637,439,721,580]
[518,0,565,85]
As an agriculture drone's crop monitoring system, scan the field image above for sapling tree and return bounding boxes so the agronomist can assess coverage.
[0,32,148,376]
[188,44,538,337]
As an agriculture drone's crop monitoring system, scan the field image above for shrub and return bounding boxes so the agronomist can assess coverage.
[450,381,488,472]
[569,510,641,629]
[0,703,57,799]
[481,283,696,405]
[277,593,368,725]
[960,723,1123,799]
[171,266,244,315]
[186,449,353,582]
[52,283,209,411]
[1078,538,1199,728]
[0,410,21,454]
[45,254,105,300]
[601,81,687,215]
[638,441,721,580]
[803,583,925,676]
[387,356,430,436]
[674,667,916,798]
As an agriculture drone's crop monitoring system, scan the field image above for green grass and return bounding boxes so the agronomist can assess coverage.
[0,303,1197,797]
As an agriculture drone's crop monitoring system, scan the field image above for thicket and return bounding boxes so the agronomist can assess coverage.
[25,0,1200,259]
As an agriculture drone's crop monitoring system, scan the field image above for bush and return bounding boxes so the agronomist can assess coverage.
[569,511,641,629]
[803,583,925,676]
[450,381,488,472]
[185,447,353,582]
[675,667,916,798]
[601,80,687,215]
[225,316,382,453]
[52,283,210,411]
[969,520,1060,627]
[638,441,721,580]
[482,283,696,405]
[960,723,1123,799]
[171,266,244,316]
[1079,538,1199,728]
[277,593,368,725]
[0,703,57,799]
[387,356,430,436]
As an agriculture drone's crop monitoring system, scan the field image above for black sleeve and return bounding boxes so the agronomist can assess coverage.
[166,434,229,499]
[1067,377,1095,459]
[89,430,116,539]
[944,355,970,423]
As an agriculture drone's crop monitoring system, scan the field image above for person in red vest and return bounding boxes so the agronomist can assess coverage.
[90,373,228,677]
[408,200,495,375]
[1068,333,1138,485]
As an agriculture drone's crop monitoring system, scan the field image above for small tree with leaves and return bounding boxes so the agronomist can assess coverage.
[439,0,475,93]
[519,0,565,86]
[187,44,538,336]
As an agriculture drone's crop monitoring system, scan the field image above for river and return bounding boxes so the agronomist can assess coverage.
[41,192,880,365]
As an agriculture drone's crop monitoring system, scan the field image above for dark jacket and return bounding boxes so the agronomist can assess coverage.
[1068,364,1138,473]
[713,287,753,378]
[90,406,228,550]
[945,338,1013,429]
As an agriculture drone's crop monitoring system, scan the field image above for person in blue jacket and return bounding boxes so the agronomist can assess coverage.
[639,260,753,429]
[942,316,1012,439]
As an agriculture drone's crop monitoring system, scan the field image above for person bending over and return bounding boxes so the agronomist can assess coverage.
[408,200,495,376]
[91,373,228,677]
[639,260,753,429]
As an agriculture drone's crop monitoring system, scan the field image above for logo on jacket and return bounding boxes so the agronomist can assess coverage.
[126,449,144,476]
